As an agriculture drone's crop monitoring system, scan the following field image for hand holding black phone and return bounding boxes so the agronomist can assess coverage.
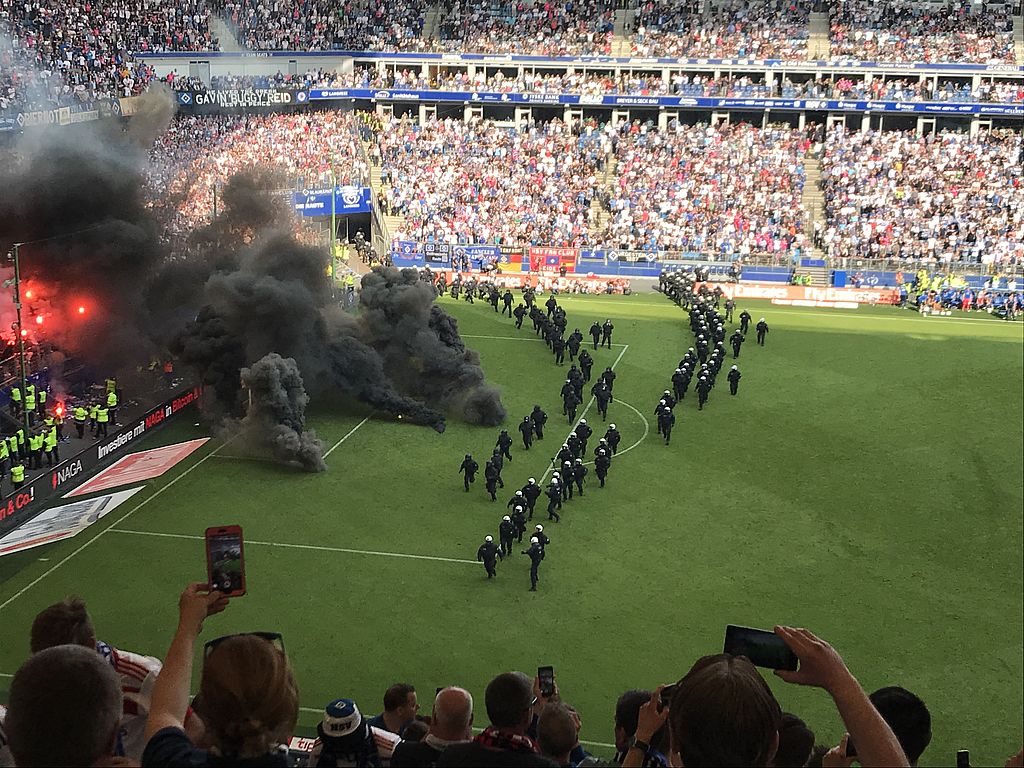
[724,625,799,671]
[538,666,555,698]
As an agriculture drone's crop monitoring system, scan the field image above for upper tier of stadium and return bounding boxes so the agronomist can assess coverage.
[1,0,1022,114]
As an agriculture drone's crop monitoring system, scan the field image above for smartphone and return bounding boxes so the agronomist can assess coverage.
[205,525,246,597]
[845,737,856,758]
[538,666,555,697]
[659,683,677,709]
[723,625,798,671]
[956,750,970,768]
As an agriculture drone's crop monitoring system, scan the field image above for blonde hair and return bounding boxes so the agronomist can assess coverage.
[199,635,299,758]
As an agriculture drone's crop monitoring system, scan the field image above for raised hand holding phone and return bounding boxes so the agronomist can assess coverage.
[205,525,247,597]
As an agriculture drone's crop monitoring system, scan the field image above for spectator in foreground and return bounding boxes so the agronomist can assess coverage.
[306,698,398,766]
[368,683,420,736]
[141,583,298,767]
[392,687,474,767]
[609,689,668,765]
[4,644,123,767]
[774,713,815,768]
[537,701,582,766]
[824,685,932,767]
[30,596,162,762]
[437,671,556,766]
[624,627,909,767]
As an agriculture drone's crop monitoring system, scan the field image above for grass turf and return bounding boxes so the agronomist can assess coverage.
[0,293,1021,764]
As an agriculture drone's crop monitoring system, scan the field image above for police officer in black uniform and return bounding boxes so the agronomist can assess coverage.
[512,505,527,542]
[531,405,547,440]
[697,376,712,410]
[563,389,580,423]
[657,405,676,445]
[499,516,515,557]
[545,480,562,522]
[567,365,584,401]
[594,448,611,487]
[523,536,544,591]
[477,536,501,578]
[739,310,752,335]
[571,459,587,496]
[604,423,621,454]
[567,329,582,361]
[575,418,593,455]
[728,365,742,395]
[459,454,478,492]
[502,290,514,317]
[756,317,769,346]
[519,416,534,450]
[592,379,612,420]
[552,335,566,366]
[730,329,745,359]
[484,459,500,501]
[589,321,602,349]
[600,367,616,399]
[601,319,614,348]
[545,295,558,318]
[513,303,527,329]
[533,524,550,555]
[578,349,593,382]
[496,430,514,462]
[522,477,542,519]
[672,368,686,401]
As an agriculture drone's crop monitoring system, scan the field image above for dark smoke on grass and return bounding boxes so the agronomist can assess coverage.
[0,122,505,471]
[239,353,326,472]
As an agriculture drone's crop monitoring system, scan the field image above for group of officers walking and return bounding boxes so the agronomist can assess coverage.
[2,378,121,499]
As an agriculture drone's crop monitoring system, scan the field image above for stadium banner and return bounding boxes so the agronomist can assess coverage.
[153,50,1024,74]
[0,488,145,558]
[438,270,630,293]
[393,240,420,257]
[292,186,372,216]
[305,88,1024,116]
[703,281,899,304]
[176,88,308,112]
[423,242,451,265]
[67,438,209,498]
[0,384,204,537]
[528,247,578,273]
[451,244,502,269]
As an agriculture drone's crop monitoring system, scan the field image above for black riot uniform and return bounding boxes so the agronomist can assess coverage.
[484,460,500,501]
[459,454,478,492]
[756,318,769,346]
[567,331,582,360]
[552,336,566,365]
[496,430,513,462]
[519,416,535,449]
[523,539,544,591]
[572,460,587,496]
[730,330,745,359]
[601,320,614,348]
[604,424,621,454]
[477,538,501,578]
[545,482,562,522]
[697,377,712,410]
[672,368,686,401]
[512,505,527,542]
[522,479,542,519]
[589,322,602,349]
[574,419,593,455]
[578,350,593,382]
[513,303,527,329]
[563,391,580,423]
[592,381,612,420]
[567,366,584,401]
[728,365,742,395]
[545,295,558,318]
[657,405,676,445]
[739,310,752,334]
[594,448,611,487]
[502,290,514,317]
[531,405,548,440]
[499,516,515,557]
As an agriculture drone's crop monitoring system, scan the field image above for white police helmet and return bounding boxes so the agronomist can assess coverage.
[609,423,616,429]
[529,477,536,484]
[485,535,493,542]
[660,399,666,405]
[515,490,523,496]
[732,365,738,370]
[760,317,765,321]
[579,419,586,425]
[536,524,543,531]
[503,515,511,522]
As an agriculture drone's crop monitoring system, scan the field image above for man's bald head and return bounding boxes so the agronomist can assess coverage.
[431,687,473,741]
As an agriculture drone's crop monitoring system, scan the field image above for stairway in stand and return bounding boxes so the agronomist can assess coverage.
[807,10,831,60]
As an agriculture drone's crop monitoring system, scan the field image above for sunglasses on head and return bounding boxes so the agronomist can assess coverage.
[203,631,286,659]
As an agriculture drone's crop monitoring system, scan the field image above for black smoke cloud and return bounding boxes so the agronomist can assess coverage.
[0,124,506,471]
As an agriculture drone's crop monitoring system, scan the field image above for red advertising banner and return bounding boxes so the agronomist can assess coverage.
[528,247,578,273]
[67,438,209,497]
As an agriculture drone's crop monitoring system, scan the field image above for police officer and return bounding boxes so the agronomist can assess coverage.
[604,424,621,454]
[522,478,542,519]
[96,405,109,437]
[672,368,687,401]
[499,516,515,557]
[575,418,593,455]
[524,287,536,308]
[661,390,677,409]
[592,380,611,421]
[7,433,19,465]
[696,335,709,364]
[29,429,44,469]
[697,376,712,411]
[44,423,59,466]
[557,439,574,465]
[588,321,602,349]
[477,536,502,579]
[571,459,587,496]
[756,317,770,346]
[730,329,745,359]
[523,537,544,591]
[502,290,514,317]
[512,505,527,543]
[24,387,36,427]
[552,335,566,366]
[578,349,593,382]
[739,310,752,335]
[563,390,580,423]
[601,319,614,348]
[459,454,478,492]
[519,416,534,450]
[106,388,118,426]
[657,405,676,445]
[725,297,736,322]
[545,294,558,318]
[531,405,548,440]
[507,489,527,512]
[560,461,573,500]
[567,329,582,361]
[545,479,562,522]
[484,459,500,501]
[11,461,25,490]
[567,365,584,401]
[654,400,668,436]
[728,365,742,395]
[489,288,500,313]
[496,430,513,463]
[600,367,616,399]
[513,303,527,329]
[0,433,8,478]
[594,448,611,488]
[533,524,550,555]
[9,385,21,417]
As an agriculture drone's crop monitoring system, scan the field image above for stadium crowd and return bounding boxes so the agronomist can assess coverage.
[818,126,1024,264]
[162,65,1024,105]
[602,122,811,256]
[148,112,370,235]
[377,116,608,247]
[829,0,1017,63]
[630,0,812,60]
[2,591,1023,767]
[214,0,428,51]
[437,0,614,56]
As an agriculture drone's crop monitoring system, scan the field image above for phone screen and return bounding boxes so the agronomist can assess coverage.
[538,666,555,697]
[956,750,970,768]
[206,526,246,596]
[723,625,798,671]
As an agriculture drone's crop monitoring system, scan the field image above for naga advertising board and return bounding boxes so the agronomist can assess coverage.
[0,385,204,537]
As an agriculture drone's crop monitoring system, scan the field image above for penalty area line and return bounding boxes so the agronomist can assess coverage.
[108,528,478,565]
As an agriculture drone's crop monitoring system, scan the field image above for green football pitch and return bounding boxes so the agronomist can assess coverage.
[0,293,1021,765]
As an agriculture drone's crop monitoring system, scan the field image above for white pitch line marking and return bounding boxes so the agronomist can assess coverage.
[108,528,478,565]
[578,398,650,465]
[323,416,371,459]
[0,437,239,613]
[540,344,630,485]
